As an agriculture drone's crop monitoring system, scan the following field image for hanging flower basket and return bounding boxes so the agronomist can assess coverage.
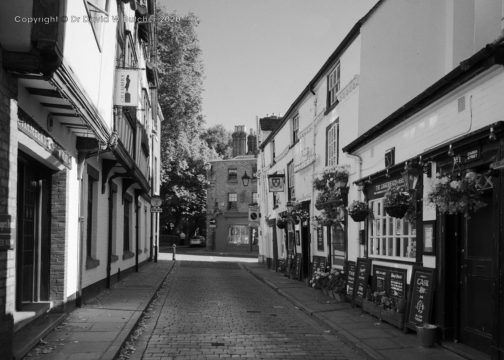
[427,170,487,217]
[276,218,287,229]
[347,201,372,222]
[384,204,409,219]
[383,185,412,219]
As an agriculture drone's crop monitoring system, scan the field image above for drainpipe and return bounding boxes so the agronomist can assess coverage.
[76,154,85,307]
[106,175,119,288]
[346,152,364,258]
[135,191,140,272]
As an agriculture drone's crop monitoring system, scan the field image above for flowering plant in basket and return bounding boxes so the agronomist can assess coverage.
[347,200,372,222]
[427,170,486,217]
[383,185,411,218]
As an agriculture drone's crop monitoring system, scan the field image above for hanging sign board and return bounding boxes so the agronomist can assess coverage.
[114,69,139,106]
[406,267,435,331]
[268,174,285,192]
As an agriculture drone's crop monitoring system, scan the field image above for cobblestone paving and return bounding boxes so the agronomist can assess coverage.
[133,261,367,360]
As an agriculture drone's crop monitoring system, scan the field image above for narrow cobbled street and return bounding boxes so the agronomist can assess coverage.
[129,261,367,360]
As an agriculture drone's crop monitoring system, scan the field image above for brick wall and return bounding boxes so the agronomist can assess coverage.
[50,169,68,308]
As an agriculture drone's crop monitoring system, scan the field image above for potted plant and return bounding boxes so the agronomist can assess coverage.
[383,185,411,218]
[427,170,486,217]
[347,200,372,222]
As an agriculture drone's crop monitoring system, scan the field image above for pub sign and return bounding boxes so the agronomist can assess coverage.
[268,174,285,192]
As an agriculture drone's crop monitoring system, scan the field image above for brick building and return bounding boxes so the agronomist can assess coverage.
[206,126,259,253]
[0,0,162,358]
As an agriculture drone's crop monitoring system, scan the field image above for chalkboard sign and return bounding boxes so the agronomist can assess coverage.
[354,258,371,305]
[319,257,327,272]
[406,267,435,330]
[373,265,388,293]
[311,256,321,276]
[389,268,407,302]
[292,254,302,280]
[345,260,356,300]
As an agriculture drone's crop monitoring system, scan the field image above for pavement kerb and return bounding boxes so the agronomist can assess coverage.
[100,260,176,360]
[242,264,384,360]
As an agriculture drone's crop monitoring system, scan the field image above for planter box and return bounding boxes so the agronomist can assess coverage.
[361,299,381,318]
[380,309,405,330]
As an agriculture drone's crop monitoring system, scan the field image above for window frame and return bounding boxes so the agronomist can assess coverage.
[326,62,341,110]
[123,197,131,252]
[292,113,299,145]
[228,192,238,210]
[227,168,238,182]
[287,160,295,201]
[368,198,417,261]
[83,0,110,52]
[325,119,339,167]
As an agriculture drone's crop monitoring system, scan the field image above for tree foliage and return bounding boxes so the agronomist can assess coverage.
[157,10,213,237]
[201,124,233,159]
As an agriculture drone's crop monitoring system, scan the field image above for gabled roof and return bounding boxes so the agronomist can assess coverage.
[259,0,384,150]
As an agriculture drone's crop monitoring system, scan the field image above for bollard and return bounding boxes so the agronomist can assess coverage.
[172,244,176,261]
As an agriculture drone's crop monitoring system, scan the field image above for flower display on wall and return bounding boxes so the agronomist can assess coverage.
[347,200,373,222]
[427,170,487,216]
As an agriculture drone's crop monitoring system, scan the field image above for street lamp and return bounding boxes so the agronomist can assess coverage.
[401,161,420,192]
[242,171,251,186]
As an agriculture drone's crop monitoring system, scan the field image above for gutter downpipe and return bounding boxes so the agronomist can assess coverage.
[135,190,140,272]
[346,152,364,258]
[106,175,119,288]
[76,154,85,307]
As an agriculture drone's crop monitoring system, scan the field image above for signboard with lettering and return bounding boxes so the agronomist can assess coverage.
[345,260,356,300]
[311,256,321,276]
[354,258,371,306]
[406,267,435,330]
[368,176,404,200]
[114,69,139,106]
[373,265,388,293]
[317,227,324,250]
[319,257,327,272]
[389,268,407,302]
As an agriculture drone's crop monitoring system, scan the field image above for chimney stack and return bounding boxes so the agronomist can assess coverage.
[232,125,247,157]
[247,128,258,155]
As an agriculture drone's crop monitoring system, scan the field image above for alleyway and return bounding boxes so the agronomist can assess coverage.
[130,260,366,360]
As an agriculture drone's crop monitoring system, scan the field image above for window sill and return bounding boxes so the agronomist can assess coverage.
[123,251,135,260]
[86,257,100,270]
[324,100,339,115]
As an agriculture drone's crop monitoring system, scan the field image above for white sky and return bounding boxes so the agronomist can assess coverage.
[159,0,378,132]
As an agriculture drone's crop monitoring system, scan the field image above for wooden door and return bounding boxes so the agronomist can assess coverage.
[459,190,496,353]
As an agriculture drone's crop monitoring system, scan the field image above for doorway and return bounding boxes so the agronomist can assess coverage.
[301,220,310,279]
[16,153,51,309]
[445,188,497,355]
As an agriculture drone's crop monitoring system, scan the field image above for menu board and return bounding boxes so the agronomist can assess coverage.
[389,268,407,301]
[345,260,356,300]
[354,258,371,305]
[373,266,388,293]
[319,257,327,272]
[406,267,435,330]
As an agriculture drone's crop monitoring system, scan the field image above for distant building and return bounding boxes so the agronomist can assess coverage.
[206,126,258,253]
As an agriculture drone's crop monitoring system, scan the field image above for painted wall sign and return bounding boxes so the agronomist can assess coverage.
[317,227,324,250]
[407,267,435,330]
[18,114,72,169]
[114,69,139,106]
[354,258,371,305]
